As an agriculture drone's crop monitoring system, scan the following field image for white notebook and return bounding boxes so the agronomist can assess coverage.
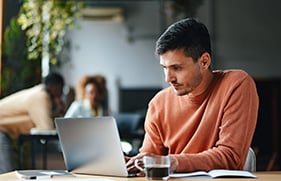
[170,169,257,178]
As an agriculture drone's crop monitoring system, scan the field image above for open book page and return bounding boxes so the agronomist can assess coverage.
[170,169,257,178]
[208,170,257,178]
[170,171,211,178]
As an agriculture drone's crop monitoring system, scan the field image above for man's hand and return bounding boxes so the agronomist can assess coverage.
[126,152,152,177]
[126,153,179,176]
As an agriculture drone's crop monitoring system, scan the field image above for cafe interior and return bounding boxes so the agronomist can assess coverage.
[0,0,280,173]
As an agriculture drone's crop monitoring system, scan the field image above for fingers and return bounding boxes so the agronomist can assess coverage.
[126,155,140,174]
[124,156,131,162]
[136,172,145,177]
[126,152,151,177]
[127,160,144,177]
[126,152,145,168]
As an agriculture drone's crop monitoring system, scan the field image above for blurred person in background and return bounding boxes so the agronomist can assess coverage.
[0,72,65,173]
[64,74,109,117]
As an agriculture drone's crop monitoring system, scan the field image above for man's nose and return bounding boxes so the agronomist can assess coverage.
[165,69,175,83]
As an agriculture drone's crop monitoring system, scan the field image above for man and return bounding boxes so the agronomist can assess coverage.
[126,18,259,174]
[0,72,65,173]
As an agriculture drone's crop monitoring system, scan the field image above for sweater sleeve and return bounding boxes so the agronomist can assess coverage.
[140,105,169,155]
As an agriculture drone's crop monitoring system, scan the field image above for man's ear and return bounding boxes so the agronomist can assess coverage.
[199,52,211,70]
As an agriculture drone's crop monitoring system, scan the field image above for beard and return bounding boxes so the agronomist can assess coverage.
[173,88,189,96]
[171,82,190,96]
[171,74,202,96]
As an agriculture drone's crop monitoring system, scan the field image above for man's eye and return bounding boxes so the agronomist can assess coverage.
[172,66,181,71]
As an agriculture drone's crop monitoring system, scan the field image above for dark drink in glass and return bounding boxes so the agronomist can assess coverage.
[145,165,170,180]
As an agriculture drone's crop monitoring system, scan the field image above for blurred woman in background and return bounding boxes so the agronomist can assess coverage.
[64,74,109,117]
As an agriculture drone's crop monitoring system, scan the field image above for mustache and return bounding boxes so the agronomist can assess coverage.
[170,81,182,86]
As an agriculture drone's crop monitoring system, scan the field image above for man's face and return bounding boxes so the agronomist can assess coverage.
[160,49,203,96]
[50,84,63,98]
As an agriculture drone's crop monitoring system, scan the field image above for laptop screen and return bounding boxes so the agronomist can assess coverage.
[55,117,129,177]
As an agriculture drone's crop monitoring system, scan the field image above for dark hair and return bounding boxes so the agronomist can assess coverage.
[43,72,64,86]
[84,77,101,93]
[77,75,107,101]
[156,18,212,61]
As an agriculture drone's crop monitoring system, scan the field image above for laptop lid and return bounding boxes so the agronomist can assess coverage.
[55,117,129,177]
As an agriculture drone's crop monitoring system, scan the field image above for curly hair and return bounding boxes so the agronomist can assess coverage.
[75,74,107,101]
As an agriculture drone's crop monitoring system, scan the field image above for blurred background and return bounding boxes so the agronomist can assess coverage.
[0,0,280,171]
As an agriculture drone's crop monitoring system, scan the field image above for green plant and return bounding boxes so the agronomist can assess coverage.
[2,17,41,97]
[1,0,83,97]
[17,0,83,66]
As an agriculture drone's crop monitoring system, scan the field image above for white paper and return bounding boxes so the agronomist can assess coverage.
[170,169,257,178]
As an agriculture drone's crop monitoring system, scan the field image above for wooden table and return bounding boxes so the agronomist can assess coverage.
[0,171,280,180]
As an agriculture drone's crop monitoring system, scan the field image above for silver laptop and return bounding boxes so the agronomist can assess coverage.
[55,116,131,177]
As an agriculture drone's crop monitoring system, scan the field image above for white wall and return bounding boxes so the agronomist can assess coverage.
[61,1,164,113]
[61,0,281,112]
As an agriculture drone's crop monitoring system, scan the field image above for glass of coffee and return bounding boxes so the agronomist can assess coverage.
[135,155,170,180]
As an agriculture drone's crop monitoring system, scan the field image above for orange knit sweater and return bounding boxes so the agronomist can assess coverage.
[140,70,259,172]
